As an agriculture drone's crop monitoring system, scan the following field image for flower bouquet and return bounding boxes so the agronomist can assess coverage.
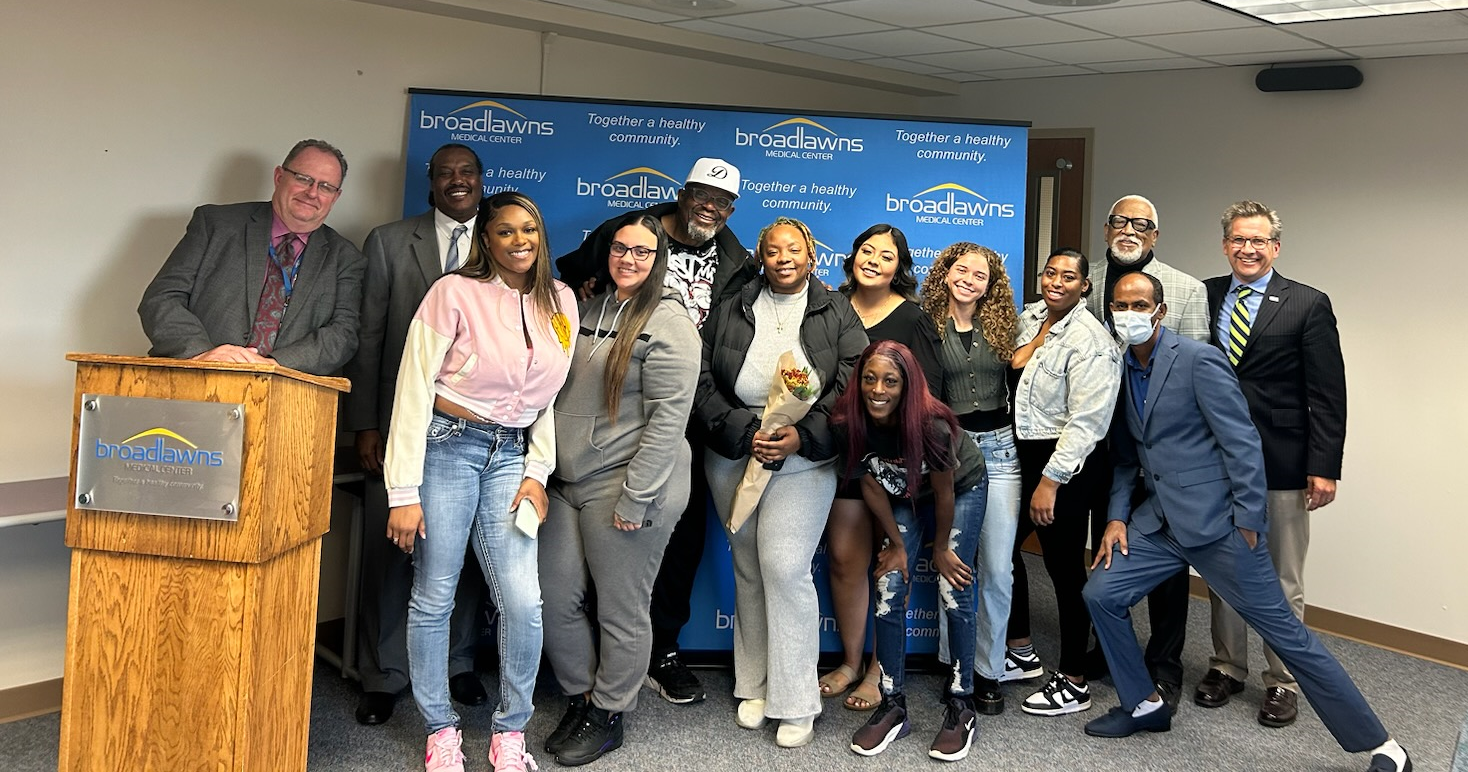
[728,351,820,534]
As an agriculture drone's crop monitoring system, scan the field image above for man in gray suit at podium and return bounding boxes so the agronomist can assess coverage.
[342,143,489,725]
[139,139,365,377]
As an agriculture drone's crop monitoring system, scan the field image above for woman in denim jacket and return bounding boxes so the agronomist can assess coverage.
[1004,249,1121,719]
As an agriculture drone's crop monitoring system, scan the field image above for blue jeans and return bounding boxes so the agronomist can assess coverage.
[873,479,987,698]
[408,414,541,734]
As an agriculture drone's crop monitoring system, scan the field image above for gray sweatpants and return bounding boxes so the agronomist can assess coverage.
[706,452,835,722]
[541,444,691,713]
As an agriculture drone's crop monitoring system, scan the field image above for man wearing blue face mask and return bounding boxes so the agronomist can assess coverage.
[1081,272,1410,772]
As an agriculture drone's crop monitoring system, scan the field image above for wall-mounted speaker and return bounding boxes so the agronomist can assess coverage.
[1256,65,1363,92]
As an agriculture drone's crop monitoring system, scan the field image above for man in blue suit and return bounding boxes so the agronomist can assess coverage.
[1080,272,1410,772]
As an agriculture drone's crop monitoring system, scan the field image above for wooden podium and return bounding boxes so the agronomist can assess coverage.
[59,354,349,772]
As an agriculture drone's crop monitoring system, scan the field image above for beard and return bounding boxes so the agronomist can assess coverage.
[1110,237,1147,265]
[683,218,717,245]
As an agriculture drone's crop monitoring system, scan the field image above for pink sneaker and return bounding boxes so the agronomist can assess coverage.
[424,727,465,772]
[489,731,539,772]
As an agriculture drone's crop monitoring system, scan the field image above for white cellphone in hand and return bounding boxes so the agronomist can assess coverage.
[514,498,540,539]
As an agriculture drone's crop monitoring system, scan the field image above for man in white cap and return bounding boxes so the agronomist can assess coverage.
[557,157,758,706]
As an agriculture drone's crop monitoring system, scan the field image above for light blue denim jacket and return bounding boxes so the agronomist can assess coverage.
[1013,300,1121,484]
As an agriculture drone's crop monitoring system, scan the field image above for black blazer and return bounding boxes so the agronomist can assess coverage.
[1204,272,1346,489]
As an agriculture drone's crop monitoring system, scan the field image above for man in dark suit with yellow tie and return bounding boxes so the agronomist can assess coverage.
[1193,201,1348,730]
[1082,272,1408,772]
[139,139,365,376]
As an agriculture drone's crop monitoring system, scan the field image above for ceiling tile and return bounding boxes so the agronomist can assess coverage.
[768,38,876,59]
[984,63,1099,78]
[936,15,1108,46]
[821,0,1022,25]
[1204,48,1351,62]
[811,29,975,56]
[908,47,1058,69]
[977,0,1177,15]
[538,0,687,22]
[1058,1,1263,35]
[1342,36,1468,54]
[1011,37,1183,62]
[666,18,793,43]
[1285,9,1468,45]
[856,56,958,74]
[1137,26,1329,54]
[714,5,895,36]
[1086,56,1217,71]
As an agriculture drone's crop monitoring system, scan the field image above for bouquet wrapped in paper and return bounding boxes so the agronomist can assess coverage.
[728,351,820,534]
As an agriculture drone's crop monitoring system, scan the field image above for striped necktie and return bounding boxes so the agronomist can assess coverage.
[445,224,467,272]
[1226,286,1253,366]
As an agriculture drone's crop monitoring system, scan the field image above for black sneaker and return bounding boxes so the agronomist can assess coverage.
[644,651,705,704]
[972,675,1004,716]
[929,696,978,762]
[851,693,909,756]
[544,693,589,754]
[555,706,624,767]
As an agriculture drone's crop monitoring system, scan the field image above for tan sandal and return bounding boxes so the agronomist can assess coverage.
[818,664,862,697]
[844,670,881,711]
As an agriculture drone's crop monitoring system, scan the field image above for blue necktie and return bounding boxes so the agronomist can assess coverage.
[445,224,467,272]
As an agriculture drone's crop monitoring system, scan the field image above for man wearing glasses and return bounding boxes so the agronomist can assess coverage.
[140,139,365,376]
[1194,201,1347,731]
[557,157,759,706]
[1073,194,1209,715]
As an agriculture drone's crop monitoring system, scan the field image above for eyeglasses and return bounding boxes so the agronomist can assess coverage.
[609,241,656,261]
[684,187,734,212]
[1227,236,1277,250]
[1107,214,1156,233]
[281,166,342,197]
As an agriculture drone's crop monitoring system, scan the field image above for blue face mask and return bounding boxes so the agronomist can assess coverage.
[1113,308,1161,345]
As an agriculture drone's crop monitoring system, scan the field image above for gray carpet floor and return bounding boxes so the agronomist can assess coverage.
[5,553,1465,771]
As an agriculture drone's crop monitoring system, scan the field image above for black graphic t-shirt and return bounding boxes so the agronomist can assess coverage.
[664,237,719,330]
[845,417,985,503]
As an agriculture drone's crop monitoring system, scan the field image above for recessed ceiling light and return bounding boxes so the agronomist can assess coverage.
[1201,0,1468,24]
[1029,0,1122,7]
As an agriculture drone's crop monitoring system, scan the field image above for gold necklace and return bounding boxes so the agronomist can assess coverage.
[769,289,799,333]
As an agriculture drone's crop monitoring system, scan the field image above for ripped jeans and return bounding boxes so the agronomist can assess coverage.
[873,479,987,698]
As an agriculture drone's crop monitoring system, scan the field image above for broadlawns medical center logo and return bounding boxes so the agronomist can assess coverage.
[418,100,555,144]
[886,183,1016,226]
[93,427,225,469]
[736,117,864,160]
[576,166,682,210]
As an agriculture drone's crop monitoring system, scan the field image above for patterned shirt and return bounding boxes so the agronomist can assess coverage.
[664,237,719,330]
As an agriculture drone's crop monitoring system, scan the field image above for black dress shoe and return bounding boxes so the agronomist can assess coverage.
[973,675,1004,716]
[1367,748,1412,772]
[1193,668,1245,708]
[1153,681,1181,716]
[355,691,398,726]
[1257,686,1298,727]
[450,672,489,707]
[1083,705,1171,738]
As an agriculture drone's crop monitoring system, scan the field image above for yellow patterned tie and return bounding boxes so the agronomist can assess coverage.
[1227,286,1253,366]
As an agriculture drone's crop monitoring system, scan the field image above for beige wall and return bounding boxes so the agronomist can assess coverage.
[948,57,1468,644]
[3,0,1463,691]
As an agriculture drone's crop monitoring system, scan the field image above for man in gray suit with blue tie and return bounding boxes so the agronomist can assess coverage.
[139,139,365,376]
[1080,272,1410,772]
[342,143,488,725]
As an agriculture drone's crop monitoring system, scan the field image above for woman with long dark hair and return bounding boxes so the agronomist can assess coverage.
[824,223,942,711]
[1005,248,1120,719]
[918,242,1021,715]
[539,213,702,766]
[834,340,988,761]
[384,191,576,772]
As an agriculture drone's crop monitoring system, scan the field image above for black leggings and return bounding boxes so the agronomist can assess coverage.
[1007,438,1103,678]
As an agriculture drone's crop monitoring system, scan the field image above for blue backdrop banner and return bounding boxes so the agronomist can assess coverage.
[404,89,1029,654]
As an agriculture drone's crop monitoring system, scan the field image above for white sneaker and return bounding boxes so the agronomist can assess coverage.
[999,648,1044,682]
[736,698,767,730]
[776,715,815,748]
[1021,671,1092,716]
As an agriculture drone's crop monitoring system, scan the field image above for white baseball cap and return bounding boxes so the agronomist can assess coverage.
[685,157,740,199]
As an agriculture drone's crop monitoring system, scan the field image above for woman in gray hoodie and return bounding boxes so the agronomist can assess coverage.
[540,212,702,766]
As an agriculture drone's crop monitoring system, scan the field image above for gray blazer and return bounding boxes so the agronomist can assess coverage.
[1108,330,1268,548]
[138,201,366,375]
[342,211,446,434]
